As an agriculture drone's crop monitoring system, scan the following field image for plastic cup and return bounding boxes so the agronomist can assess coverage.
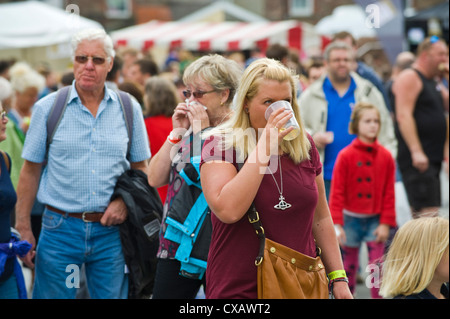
[264,101,300,141]
[324,131,334,144]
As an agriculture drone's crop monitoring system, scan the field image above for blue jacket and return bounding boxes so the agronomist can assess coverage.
[164,155,211,280]
[0,233,32,299]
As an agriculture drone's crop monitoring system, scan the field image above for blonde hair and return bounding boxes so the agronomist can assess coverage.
[207,58,311,164]
[349,101,380,135]
[380,217,449,298]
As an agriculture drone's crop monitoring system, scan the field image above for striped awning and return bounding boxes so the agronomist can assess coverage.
[110,20,330,54]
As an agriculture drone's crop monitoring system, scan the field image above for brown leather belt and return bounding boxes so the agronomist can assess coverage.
[45,205,104,222]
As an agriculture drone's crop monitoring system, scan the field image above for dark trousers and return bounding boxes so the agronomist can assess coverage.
[152,258,205,299]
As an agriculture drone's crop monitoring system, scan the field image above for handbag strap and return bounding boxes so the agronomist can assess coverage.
[247,202,322,266]
[247,203,265,266]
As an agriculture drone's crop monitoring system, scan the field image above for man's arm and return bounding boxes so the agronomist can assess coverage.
[15,160,43,268]
[101,160,149,226]
[393,69,428,172]
[365,84,397,158]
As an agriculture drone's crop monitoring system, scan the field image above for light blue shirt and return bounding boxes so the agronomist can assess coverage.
[22,82,151,212]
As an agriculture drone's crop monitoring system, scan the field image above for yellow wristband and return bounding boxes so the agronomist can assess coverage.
[327,270,347,280]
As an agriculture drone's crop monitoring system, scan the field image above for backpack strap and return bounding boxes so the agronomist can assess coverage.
[46,86,71,151]
[1,150,10,173]
[116,91,133,161]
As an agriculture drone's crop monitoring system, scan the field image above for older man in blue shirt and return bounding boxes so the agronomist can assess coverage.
[15,29,151,299]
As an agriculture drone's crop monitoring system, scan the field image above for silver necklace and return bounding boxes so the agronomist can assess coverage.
[267,155,291,210]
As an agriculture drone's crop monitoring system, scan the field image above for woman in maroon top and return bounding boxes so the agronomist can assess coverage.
[200,58,352,299]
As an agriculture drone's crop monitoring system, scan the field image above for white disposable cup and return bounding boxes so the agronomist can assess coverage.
[264,101,300,141]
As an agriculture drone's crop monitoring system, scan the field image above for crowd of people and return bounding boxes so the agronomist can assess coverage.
[0,27,448,300]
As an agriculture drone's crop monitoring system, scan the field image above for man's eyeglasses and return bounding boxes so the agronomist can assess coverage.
[1,111,7,121]
[75,55,107,65]
[183,90,216,99]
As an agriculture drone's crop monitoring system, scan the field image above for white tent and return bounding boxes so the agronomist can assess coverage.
[0,1,103,71]
[315,5,377,39]
[0,1,102,49]
[111,20,329,57]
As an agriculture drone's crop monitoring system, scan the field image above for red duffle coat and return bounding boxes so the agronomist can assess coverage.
[329,138,396,227]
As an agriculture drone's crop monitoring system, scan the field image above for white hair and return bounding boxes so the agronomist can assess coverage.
[9,62,45,93]
[0,76,13,102]
[71,28,115,62]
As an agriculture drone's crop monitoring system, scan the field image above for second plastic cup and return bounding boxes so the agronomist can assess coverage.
[264,101,300,141]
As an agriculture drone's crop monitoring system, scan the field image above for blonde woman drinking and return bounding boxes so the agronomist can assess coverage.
[200,58,352,299]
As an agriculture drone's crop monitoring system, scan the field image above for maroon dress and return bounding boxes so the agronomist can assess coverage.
[200,134,322,299]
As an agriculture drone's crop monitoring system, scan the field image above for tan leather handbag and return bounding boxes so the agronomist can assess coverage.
[248,205,329,299]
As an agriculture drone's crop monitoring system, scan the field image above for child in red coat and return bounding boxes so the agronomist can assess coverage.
[329,102,396,298]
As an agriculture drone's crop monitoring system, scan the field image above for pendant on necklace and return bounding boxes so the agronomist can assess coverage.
[274,195,292,210]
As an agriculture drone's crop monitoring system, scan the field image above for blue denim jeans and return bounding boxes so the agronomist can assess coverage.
[343,214,380,248]
[32,208,128,299]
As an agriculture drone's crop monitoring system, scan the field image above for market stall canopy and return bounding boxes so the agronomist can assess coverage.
[110,20,330,55]
[0,0,103,50]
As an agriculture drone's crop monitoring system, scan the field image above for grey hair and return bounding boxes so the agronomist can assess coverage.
[0,76,13,102]
[9,62,45,93]
[71,28,115,62]
[323,41,353,62]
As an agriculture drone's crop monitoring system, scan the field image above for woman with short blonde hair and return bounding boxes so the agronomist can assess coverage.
[380,217,449,299]
[148,54,242,299]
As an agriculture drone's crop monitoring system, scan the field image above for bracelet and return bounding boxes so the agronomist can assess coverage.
[327,269,347,281]
[328,277,349,299]
[167,130,183,145]
[167,136,182,145]
[329,277,349,285]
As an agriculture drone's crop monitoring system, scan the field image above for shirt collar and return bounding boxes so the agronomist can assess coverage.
[323,76,357,96]
[68,80,117,104]
[352,137,379,154]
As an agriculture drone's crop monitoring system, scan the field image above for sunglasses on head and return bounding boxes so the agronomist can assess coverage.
[183,90,216,99]
[430,35,440,44]
[75,55,107,65]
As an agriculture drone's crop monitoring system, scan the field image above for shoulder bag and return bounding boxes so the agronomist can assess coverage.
[247,204,329,299]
